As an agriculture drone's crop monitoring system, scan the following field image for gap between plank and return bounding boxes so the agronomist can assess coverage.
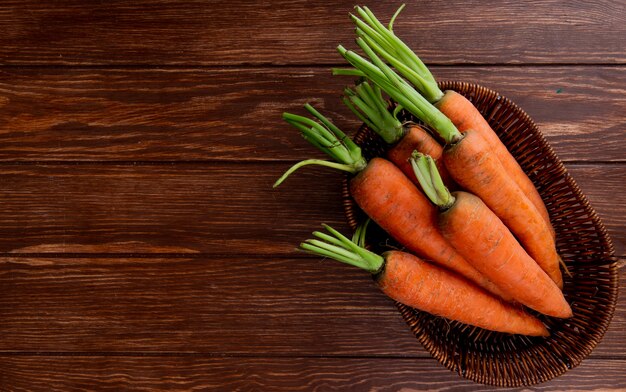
[0,351,623,361]
[0,160,622,166]
[0,252,320,259]
[1,253,623,261]
[0,63,624,70]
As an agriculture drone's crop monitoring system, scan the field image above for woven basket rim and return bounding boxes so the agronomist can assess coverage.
[342,80,619,387]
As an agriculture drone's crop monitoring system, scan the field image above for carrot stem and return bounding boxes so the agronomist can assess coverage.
[343,80,403,144]
[331,68,366,77]
[410,152,455,209]
[336,41,461,144]
[351,218,371,248]
[304,104,357,153]
[342,96,377,132]
[305,238,362,262]
[273,159,359,188]
[358,33,433,101]
[275,105,367,187]
[301,224,384,274]
[300,242,363,269]
[387,4,405,31]
[352,5,443,103]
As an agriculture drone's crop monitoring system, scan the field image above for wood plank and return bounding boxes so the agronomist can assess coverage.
[0,255,622,356]
[0,1,623,65]
[0,66,623,162]
[0,163,347,254]
[0,164,620,255]
[1,356,625,391]
[570,165,625,256]
[0,256,415,354]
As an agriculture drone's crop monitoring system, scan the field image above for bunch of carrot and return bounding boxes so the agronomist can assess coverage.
[273,5,571,337]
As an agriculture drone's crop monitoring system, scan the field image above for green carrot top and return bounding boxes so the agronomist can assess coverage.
[273,104,367,188]
[350,5,444,103]
[301,223,383,274]
[343,80,405,144]
[335,38,461,144]
[409,152,455,209]
[351,218,371,248]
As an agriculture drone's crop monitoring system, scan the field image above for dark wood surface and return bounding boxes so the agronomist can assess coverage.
[0,256,624,357]
[1,0,623,65]
[2,357,626,392]
[0,1,623,390]
[0,67,623,162]
[0,164,622,256]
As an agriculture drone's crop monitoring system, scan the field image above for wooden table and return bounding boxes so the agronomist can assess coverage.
[0,1,623,390]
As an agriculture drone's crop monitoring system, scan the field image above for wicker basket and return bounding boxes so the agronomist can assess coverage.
[342,81,618,387]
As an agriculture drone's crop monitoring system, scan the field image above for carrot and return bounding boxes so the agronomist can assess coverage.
[350,158,513,300]
[410,153,571,318]
[274,104,511,301]
[346,5,553,235]
[335,39,565,288]
[300,224,549,336]
[389,125,455,189]
[443,130,564,288]
[343,80,456,189]
[435,91,553,235]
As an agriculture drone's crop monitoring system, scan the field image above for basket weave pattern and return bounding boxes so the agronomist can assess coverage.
[342,81,618,387]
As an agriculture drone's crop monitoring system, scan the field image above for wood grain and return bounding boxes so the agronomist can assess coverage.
[0,256,414,355]
[0,164,620,255]
[0,254,622,356]
[0,0,622,389]
[570,165,625,256]
[0,163,346,254]
[0,356,625,391]
[0,0,623,66]
[0,66,623,162]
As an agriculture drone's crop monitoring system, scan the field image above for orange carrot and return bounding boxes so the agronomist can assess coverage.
[435,90,553,234]
[274,105,510,301]
[301,225,549,336]
[410,153,571,318]
[350,157,510,301]
[346,5,554,236]
[336,41,565,287]
[387,125,455,189]
[443,130,563,288]
[343,80,456,189]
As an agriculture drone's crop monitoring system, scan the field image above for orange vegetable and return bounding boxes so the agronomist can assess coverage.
[350,158,508,300]
[350,158,511,299]
[301,225,549,336]
[435,90,553,234]
[388,125,455,189]
[345,5,554,236]
[275,105,509,301]
[443,131,564,288]
[336,39,565,287]
[410,153,571,317]
[343,81,456,190]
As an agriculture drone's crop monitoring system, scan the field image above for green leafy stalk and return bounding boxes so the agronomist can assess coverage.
[337,45,426,123]
[356,5,434,80]
[301,224,384,274]
[273,160,361,188]
[358,33,434,101]
[337,40,461,144]
[274,105,367,188]
[332,68,366,77]
[387,3,405,31]
[409,152,455,209]
[351,218,372,248]
[343,80,404,144]
[352,5,444,103]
